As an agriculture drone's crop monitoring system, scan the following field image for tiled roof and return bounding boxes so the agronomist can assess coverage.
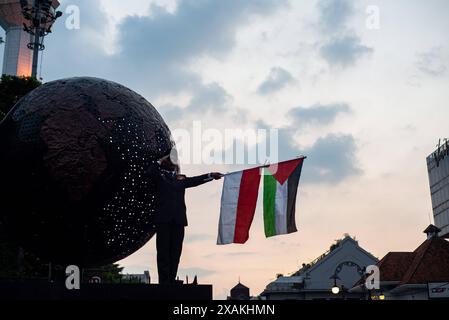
[379,237,449,284]
[400,237,449,284]
[378,252,415,282]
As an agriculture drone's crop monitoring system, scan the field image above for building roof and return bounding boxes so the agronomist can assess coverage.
[262,236,378,296]
[377,252,415,282]
[295,236,378,276]
[423,225,442,234]
[231,282,249,291]
[263,276,304,294]
[355,237,449,288]
[400,237,449,284]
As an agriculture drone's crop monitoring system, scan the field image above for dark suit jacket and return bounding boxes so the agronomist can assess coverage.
[146,163,212,226]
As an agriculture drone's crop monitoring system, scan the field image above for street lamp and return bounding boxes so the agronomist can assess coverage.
[20,0,63,78]
[331,276,340,295]
[331,284,340,295]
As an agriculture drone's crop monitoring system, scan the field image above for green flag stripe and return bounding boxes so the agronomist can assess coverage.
[263,171,277,237]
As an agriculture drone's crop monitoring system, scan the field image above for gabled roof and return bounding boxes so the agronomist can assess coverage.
[356,237,449,288]
[303,236,378,275]
[423,225,441,234]
[231,282,249,290]
[400,237,449,284]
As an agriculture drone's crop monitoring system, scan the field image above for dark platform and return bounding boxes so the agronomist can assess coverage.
[0,282,213,300]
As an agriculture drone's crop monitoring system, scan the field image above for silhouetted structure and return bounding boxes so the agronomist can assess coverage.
[0,77,174,266]
[228,282,251,300]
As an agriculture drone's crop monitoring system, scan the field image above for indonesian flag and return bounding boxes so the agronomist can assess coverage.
[263,158,304,238]
[217,167,261,245]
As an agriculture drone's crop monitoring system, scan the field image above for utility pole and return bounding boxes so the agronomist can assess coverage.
[20,0,62,78]
[31,0,41,78]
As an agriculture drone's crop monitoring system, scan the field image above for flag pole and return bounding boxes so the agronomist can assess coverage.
[223,156,307,176]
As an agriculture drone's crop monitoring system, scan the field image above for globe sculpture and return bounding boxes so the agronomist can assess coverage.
[0,77,174,266]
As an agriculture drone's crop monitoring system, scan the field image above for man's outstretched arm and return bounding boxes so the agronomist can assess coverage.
[181,172,223,189]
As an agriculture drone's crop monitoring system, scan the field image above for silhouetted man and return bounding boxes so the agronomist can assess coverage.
[147,154,222,285]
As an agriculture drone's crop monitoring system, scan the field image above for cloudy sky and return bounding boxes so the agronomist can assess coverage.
[2,0,448,298]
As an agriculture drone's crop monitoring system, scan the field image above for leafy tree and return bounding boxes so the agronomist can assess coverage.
[83,264,125,283]
[0,75,41,121]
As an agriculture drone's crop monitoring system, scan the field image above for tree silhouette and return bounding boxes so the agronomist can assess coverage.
[0,75,41,121]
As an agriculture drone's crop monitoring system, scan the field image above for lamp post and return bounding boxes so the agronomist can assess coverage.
[331,275,340,295]
[20,0,62,78]
[331,282,340,295]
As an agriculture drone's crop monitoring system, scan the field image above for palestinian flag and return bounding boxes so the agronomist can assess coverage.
[263,158,305,238]
[217,167,261,245]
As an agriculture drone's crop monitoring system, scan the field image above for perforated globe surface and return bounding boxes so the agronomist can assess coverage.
[0,77,173,266]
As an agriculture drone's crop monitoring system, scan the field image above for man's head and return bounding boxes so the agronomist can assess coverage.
[159,149,180,173]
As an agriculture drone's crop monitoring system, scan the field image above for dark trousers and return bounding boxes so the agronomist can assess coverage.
[156,224,185,285]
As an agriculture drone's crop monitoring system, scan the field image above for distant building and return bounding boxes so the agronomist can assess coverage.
[121,271,151,284]
[427,140,449,237]
[260,235,378,300]
[0,0,60,76]
[228,282,251,300]
[351,225,449,300]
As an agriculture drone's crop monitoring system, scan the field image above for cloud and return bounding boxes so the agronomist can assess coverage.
[119,0,285,64]
[42,0,114,79]
[315,0,373,68]
[115,0,286,95]
[257,67,295,95]
[320,35,373,67]
[42,0,286,117]
[301,133,361,183]
[287,103,351,127]
[317,0,354,33]
[255,119,361,184]
[275,129,360,184]
[160,82,231,122]
[416,47,448,76]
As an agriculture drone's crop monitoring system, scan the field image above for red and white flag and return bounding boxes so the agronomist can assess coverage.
[217,167,261,245]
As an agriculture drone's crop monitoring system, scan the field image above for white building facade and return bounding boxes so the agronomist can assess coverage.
[261,236,378,300]
[0,0,33,76]
[427,140,449,237]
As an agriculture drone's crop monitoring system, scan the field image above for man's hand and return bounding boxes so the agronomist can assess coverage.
[210,172,224,180]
